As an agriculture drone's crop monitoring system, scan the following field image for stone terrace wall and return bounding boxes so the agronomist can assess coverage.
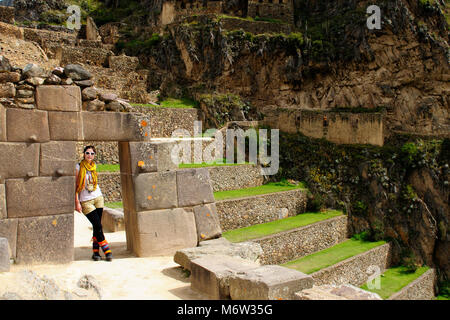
[216,188,307,231]
[311,243,392,286]
[389,268,436,300]
[0,5,14,24]
[263,108,384,146]
[220,17,293,35]
[255,215,349,265]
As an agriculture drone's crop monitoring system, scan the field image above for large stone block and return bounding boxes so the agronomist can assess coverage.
[193,203,222,242]
[0,103,6,141]
[190,255,260,299]
[102,207,124,232]
[229,265,314,300]
[48,111,83,141]
[0,142,39,180]
[0,218,17,259]
[133,171,177,211]
[134,208,197,256]
[82,112,150,141]
[0,237,10,272]
[176,168,214,207]
[128,141,178,175]
[6,108,50,142]
[6,176,75,218]
[40,141,76,176]
[16,213,74,264]
[35,85,81,112]
[174,238,263,271]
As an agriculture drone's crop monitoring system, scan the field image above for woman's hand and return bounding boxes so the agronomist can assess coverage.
[75,202,82,213]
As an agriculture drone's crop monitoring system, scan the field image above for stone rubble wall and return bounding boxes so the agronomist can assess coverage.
[388,268,436,300]
[216,188,307,231]
[311,243,392,287]
[263,108,385,146]
[255,215,349,265]
[0,5,14,24]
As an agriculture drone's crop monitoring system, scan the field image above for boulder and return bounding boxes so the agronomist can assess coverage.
[86,99,105,111]
[102,207,124,232]
[99,92,118,102]
[0,56,11,72]
[229,265,314,300]
[174,238,263,271]
[0,83,15,98]
[22,64,45,78]
[74,80,94,87]
[45,74,61,85]
[0,72,21,83]
[64,64,92,81]
[190,255,259,299]
[81,86,98,100]
[105,101,121,112]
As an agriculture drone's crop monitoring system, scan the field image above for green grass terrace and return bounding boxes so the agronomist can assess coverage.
[213,181,307,201]
[282,238,387,274]
[223,210,343,243]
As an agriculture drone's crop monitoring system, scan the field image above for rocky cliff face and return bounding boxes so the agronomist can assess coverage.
[128,0,449,137]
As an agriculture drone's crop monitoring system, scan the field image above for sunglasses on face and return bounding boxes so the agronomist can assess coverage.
[85,152,95,155]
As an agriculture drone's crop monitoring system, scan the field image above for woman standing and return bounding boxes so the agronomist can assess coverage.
[75,146,113,262]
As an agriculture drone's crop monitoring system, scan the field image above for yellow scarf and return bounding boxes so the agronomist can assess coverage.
[76,160,98,194]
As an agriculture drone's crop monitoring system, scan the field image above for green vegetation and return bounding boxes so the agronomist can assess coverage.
[360,266,430,299]
[131,97,199,109]
[282,238,386,274]
[105,201,123,209]
[223,210,343,243]
[96,164,120,172]
[436,280,450,300]
[214,180,306,201]
[179,158,254,168]
[115,33,162,55]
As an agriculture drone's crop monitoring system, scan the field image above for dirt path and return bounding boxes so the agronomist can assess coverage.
[0,211,206,300]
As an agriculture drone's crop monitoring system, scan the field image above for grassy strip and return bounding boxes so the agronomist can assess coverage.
[96,164,120,172]
[131,97,198,109]
[105,201,123,209]
[282,238,386,274]
[179,159,254,168]
[214,181,306,201]
[360,266,430,299]
[223,210,343,243]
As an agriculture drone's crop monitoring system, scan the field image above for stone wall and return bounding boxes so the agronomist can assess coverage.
[216,188,307,231]
[98,172,121,203]
[220,17,293,34]
[263,108,384,146]
[388,268,436,300]
[247,0,294,24]
[255,215,349,265]
[0,59,152,264]
[311,243,392,286]
[0,5,14,24]
[208,164,263,191]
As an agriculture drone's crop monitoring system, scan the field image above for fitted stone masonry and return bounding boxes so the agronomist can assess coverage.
[0,80,220,264]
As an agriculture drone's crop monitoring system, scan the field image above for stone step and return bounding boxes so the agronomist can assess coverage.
[223,212,348,265]
[215,187,308,232]
[283,240,392,287]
